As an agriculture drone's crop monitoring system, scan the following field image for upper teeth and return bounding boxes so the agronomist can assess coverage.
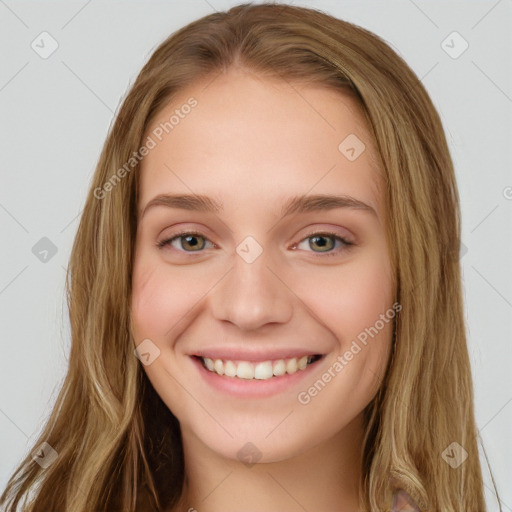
[202,355,315,380]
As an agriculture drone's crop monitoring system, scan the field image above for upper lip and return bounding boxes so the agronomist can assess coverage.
[191,348,324,362]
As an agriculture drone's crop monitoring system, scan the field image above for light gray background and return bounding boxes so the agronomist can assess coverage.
[1,1,511,510]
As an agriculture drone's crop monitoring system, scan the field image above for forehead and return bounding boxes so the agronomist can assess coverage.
[138,68,385,219]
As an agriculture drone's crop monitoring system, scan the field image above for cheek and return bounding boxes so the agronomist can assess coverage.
[292,257,394,429]
[131,249,177,346]
[295,250,394,393]
[130,245,210,343]
[342,258,394,342]
[298,252,394,342]
[131,263,169,342]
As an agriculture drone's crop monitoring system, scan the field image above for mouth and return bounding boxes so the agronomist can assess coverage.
[192,354,324,381]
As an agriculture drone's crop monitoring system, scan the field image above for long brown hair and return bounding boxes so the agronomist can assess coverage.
[0,3,499,511]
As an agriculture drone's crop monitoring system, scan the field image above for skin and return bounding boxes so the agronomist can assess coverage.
[130,67,395,512]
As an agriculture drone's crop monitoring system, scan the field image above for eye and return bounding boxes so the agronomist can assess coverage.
[157,231,215,252]
[293,231,354,256]
[157,230,354,256]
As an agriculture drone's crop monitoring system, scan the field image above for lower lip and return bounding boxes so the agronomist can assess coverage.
[190,355,324,398]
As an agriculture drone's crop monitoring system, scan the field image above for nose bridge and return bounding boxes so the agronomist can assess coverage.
[210,238,293,330]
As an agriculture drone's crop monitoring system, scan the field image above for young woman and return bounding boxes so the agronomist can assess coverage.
[0,3,499,511]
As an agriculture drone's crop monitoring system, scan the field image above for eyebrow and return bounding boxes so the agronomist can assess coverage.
[140,193,377,218]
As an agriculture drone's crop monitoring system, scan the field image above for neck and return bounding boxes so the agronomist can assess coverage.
[171,413,365,512]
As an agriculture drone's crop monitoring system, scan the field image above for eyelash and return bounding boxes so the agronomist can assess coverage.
[156,230,354,257]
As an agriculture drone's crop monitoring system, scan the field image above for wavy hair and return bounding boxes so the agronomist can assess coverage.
[0,3,499,511]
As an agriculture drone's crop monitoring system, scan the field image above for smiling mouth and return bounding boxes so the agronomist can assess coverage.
[194,354,324,380]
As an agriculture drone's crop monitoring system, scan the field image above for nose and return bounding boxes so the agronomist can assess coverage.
[209,245,294,331]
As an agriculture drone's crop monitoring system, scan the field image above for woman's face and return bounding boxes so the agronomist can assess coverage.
[131,67,395,463]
